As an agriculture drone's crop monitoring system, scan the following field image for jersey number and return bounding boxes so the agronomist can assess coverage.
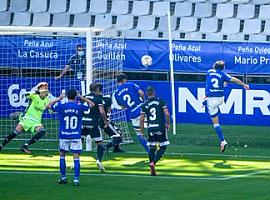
[149,107,157,121]
[211,78,219,88]
[64,116,78,130]
[123,94,135,107]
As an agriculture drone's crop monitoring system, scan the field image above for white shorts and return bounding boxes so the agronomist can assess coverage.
[59,139,82,153]
[131,116,147,132]
[206,97,224,117]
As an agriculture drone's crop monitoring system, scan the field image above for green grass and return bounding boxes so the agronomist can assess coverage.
[1,123,270,199]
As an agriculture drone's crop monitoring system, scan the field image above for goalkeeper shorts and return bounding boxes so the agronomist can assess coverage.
[19,117,42,134]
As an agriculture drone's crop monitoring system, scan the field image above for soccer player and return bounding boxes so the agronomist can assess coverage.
[81,83,109,173]
[114,73,149,153]
[47,88,94,186]
[55,44,86,80]
[0,82,51,153]
[100,93,124,153]
[204,60,249,152]
[140,86,170,176]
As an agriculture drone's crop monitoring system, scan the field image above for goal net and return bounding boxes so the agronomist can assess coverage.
[0,26,132,150]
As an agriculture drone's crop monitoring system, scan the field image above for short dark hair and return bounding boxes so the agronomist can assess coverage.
[146,86,155,96]
[76,44,84,50]
[66,88,77,100]
[95,83,103,92]
[116,73,127,83]
[214,60,225,70]
[90,83,97,92]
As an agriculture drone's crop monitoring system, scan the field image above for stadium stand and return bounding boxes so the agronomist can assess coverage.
[1,0,270,41]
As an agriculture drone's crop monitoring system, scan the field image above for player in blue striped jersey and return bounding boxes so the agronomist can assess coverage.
[47,89,94,186]
[114,73,149,153]
[205,60,249,152]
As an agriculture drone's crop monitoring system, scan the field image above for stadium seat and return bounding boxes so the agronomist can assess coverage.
[0,0,8,12]
[110,0,130,15]
[115,15,134,30]
[251,0,270,4]
[221,19,241,34]
[242,19,262,34]
[215,3,234,19]
[262,19,270,35]
[48,0,67,13]
[205,32,224,41]
[121,30,140,38]
[194,3,213,18]
[136,16,157,31]
[157,16,178,32]
[0,12,11,25]
[208,0,229,3]
[131,1,150,16]
[89,0,108,14]
[226,33,246,41]
[249,34,267,42]
[230,0,250,3]
[9,0,28,12]
[68,0,88,14]
[173,2,193,17]
[189,0,208,3]
[140,30,160,39]
[94,15,113,29]
[199,18,219,33]
[163,0,186,2]
[178,17,198,32]
[28,0,48,13]
[32,13,51,27]
[12,12,32,26]
[236,4,255,19]
[258,5,270,19]
[51,13,70,27]
[184,32,203,40]
[73,13,92,27]
[152,2,171,17]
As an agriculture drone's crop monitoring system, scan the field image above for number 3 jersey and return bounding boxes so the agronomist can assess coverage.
[51,102,89,139]
[141,97,167,133]
[114,82,144,119]
[205,69,232,97]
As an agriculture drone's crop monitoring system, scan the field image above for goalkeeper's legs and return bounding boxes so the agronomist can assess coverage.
[21,127,46,153]
[0,124,24,150]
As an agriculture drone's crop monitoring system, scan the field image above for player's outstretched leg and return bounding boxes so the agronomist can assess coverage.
[154,146,167,164]
[112,137,124,153]
[96,143,106,173]
[21,128,46,154]
[0,130,20,151]
[136,134,150,153]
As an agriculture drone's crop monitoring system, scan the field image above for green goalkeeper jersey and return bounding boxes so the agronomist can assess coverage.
[20,92,50,123]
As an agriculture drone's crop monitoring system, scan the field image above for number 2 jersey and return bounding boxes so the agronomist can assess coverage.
[51,102,89,139]
[114,82,143,119]
[141,97,167,133]
[205,69,232,97]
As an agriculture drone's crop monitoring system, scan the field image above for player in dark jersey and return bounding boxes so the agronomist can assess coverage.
[47,88,94,186]
[81,83,108,173]
[204,60,249,152]
[140,86,170,176]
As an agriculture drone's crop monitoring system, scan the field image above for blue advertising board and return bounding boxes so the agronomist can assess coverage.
[1,36,270,74]
[1,77,269,126]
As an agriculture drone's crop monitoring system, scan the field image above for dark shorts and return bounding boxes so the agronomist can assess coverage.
[102,122,122,138]
[82,125,102,142]
[148,131,170,147]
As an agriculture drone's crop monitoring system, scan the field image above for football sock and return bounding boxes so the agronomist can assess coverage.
[60,156,66,178]
[2,130,18,146]
[74,158,80,180]
[97,144,105,162]
[149,147,156,163]
[154,146,167,164]
[136,134,149,153]
[214,124,225,141]
[26,129,46,146]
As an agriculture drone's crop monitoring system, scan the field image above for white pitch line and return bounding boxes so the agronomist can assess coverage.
[0,170,226,181]
[222,169,270,180]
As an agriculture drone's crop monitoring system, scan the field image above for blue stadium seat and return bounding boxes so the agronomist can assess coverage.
[115,15,134,30]
[200,18,219,33]
[174,2,193,17]
[242,19,262,34]
[28,0,48,13]
[140,30,160,39]
[131,1,150,16]
[184,32,203,40]
[0,12,11,25]
[157,16,178,32]
[178,17,198,32]
[136,16,157,31]
[110,0,130,15]
[258,5,270,19]
[208,0,229,3]
[215,3,234,19]
[194,3,213,18]
[221,19,241,34]
[51,13,70,27]
[236,4,255,19]
[262,19,270,35]
[152,2,171,17]
[0,0,8,12]
[226,33,246,41]
[230,0,250,4]
[68,0,88,14]
[73,13,92,27]
[89,0,108,14]
[249,34,267,42]
[251,0,270,4]
[94,15,113,29]
[32,13,51,27]
[48,0,67,13]
[12,12,32,26]
[9,0,28,12]
[205,32,224,41]
[121,30,140,38]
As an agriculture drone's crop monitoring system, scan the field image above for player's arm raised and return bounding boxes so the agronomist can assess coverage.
[46,94,65,109]
[77,93,95,107]
[55,64,70,80]
[138,89,145,101]
[230,77,249,90]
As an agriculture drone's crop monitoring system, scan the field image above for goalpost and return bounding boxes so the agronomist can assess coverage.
[0,26,133,150]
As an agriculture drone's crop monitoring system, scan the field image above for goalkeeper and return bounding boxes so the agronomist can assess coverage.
[0,82,51,153]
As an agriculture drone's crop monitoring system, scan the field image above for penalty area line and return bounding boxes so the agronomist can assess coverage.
[0,170,226,181]
[222,169,270,180]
